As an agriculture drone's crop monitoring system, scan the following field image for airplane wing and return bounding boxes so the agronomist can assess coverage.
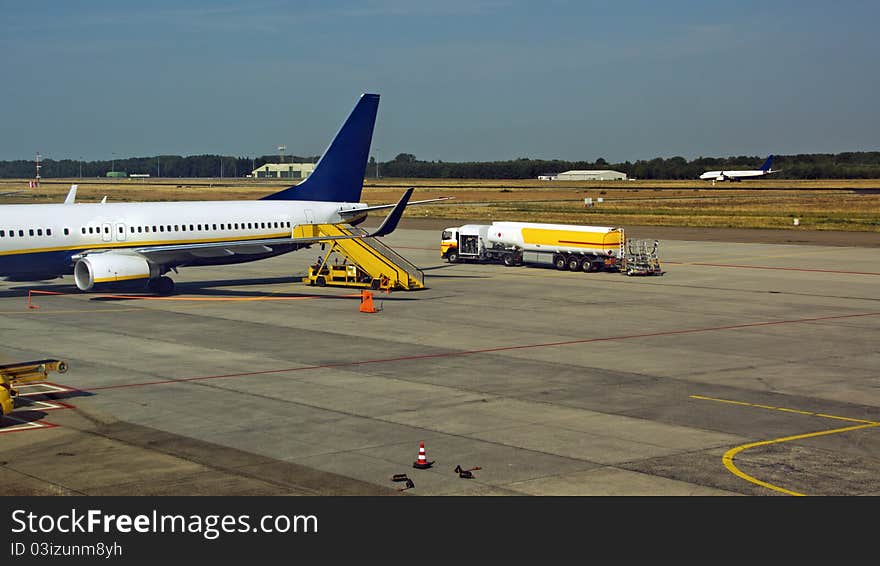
[338,194,453,220]
[75,189,415,265]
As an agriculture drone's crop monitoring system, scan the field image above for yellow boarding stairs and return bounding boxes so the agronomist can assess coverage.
[294,224,426,291]
[0,359,69,416]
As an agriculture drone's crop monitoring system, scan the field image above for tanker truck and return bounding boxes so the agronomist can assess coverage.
[440,221,626,272]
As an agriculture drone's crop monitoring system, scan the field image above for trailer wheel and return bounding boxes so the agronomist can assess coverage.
[447,251,458,263]
[554,254,567,270]
[502,255,516,267]
[567,256,581,271]
[581,260,593,272]
[316,276,326,287]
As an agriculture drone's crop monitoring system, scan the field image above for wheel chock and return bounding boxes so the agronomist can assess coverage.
[397,478,415,492]
[454,464,482,478]
[390,473,410,482]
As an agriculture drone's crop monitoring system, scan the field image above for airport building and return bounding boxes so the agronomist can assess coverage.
[550,170,627,181]
[251,163,316,179]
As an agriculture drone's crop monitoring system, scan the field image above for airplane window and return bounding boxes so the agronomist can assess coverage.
[234,223,239,229]
[160,226,164,232]
[130,227,135,233]
[104,226,109,234]
[29,229,35,236]
[137,226,142,233]
[19,230,24,237]
[212,224,217,230]
[174,225,179,232]
[0,230,4,237]
[63,228,69,236]
[81,227,85,234]
[189,224,194,231]
[119,226,124,233]
[37,229,43,236]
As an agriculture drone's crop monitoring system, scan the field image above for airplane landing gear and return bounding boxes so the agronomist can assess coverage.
[147,276,175,295]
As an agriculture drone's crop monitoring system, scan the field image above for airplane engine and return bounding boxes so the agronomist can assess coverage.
[74,253,158,291]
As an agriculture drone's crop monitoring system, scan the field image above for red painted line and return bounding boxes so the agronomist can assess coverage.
[26,400,76,411]
[558,240,609,246]
[692,263,880,276]
[0,420,59,434]
[87,310,880,393]
[93,293,362,302]
[25,290,362,302]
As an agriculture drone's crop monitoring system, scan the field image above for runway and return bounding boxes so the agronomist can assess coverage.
[1,227,879,496]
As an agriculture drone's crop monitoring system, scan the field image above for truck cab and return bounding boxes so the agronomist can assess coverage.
[441,225,491,262]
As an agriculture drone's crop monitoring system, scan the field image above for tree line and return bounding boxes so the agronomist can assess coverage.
[0,154,319,180]
[2,151,880,180]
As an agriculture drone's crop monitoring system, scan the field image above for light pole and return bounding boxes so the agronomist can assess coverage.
[79,157,83,178]
[111,153,115,173]
[374,148,380,178]
[157,156,160,178]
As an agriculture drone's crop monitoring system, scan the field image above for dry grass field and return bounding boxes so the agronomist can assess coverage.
[2,177,879,232]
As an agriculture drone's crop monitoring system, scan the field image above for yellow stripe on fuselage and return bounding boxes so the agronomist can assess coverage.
[0,231,292,257]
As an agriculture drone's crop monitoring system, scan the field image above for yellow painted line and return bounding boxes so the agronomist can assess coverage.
[721,424,880,496]
[691,395,880,496]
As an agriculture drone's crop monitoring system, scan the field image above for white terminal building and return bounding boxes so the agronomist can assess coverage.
[540,170,627,181]
[250,163,316,180]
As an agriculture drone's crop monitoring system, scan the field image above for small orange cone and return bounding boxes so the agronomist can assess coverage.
[359,290,377,313]
[412,441,434,469]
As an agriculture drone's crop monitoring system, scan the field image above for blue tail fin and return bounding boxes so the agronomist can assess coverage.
[759,155,774,171]
[261,93,379,202]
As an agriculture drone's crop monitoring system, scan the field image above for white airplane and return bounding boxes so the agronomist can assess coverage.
[699,155,780,184]
[0,93,439,294]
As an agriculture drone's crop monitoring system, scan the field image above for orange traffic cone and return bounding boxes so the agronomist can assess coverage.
[412,441,434,469]
[359,290,377,313]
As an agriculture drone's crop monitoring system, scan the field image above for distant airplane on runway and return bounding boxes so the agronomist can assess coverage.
[699,155,780,184]
[0,93,447,294]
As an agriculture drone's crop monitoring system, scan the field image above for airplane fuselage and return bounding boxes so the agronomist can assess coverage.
[0,200,367,280]
[698,169,769,181]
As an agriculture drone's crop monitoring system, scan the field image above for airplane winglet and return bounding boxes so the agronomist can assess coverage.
[366,188,413,237]
[64,184,78,204]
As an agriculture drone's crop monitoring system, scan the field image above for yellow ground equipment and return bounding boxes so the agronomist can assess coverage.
[296,224,425,291]
[0,359,69,417]
[304,261,392,291]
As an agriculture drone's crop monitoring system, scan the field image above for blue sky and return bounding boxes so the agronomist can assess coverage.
[2,1,878,163]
